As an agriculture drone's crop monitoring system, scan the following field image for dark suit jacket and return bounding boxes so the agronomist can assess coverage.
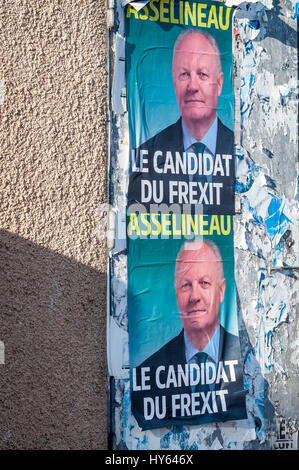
[128,118,235,215]
[131,326,247,430]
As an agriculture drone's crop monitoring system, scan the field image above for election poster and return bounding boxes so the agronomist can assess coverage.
[125,1,247,430]
[127,215,247,430]
[126,0,235,215]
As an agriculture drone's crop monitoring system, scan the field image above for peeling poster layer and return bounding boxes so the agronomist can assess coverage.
[107,0,298,450]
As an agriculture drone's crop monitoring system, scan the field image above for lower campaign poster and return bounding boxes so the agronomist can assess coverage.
[127,214,248,430]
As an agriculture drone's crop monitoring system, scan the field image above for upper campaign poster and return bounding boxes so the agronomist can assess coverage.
[126,0,235,215]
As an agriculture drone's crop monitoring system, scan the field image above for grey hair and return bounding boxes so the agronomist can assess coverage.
[172,29,222,75]
[175,238,224,284]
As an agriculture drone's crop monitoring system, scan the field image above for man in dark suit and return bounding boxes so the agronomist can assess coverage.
[131,240,247,430]
[128,30,234,214]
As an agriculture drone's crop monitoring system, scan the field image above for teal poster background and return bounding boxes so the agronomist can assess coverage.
[125,0,234,149]
[125,1,246,429]
[127,219,237,368]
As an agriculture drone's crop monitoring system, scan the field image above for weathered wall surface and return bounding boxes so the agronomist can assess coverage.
[0,0,108,449]
[108,0,298,450]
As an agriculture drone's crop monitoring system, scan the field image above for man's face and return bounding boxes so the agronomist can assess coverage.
[175,245,225,340]
[172,33,223,130]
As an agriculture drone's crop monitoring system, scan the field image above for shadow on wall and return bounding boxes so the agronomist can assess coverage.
[0,229,107,450]
[236,288,275,448]
[260,0,298,48]
[235,0,298,48]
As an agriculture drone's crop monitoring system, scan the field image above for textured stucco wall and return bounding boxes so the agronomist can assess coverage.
[0,0,108,449]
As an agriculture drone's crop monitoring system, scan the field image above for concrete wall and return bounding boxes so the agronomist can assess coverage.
[108,0,298,450]
[0,0,107,449]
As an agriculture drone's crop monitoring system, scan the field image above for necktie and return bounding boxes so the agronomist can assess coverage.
[192,142,206,184]
[193,142,205,155]
[195,351,210,393]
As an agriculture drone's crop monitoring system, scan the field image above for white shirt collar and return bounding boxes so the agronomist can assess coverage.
[184,324,220,364]
[182,117,218,156]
